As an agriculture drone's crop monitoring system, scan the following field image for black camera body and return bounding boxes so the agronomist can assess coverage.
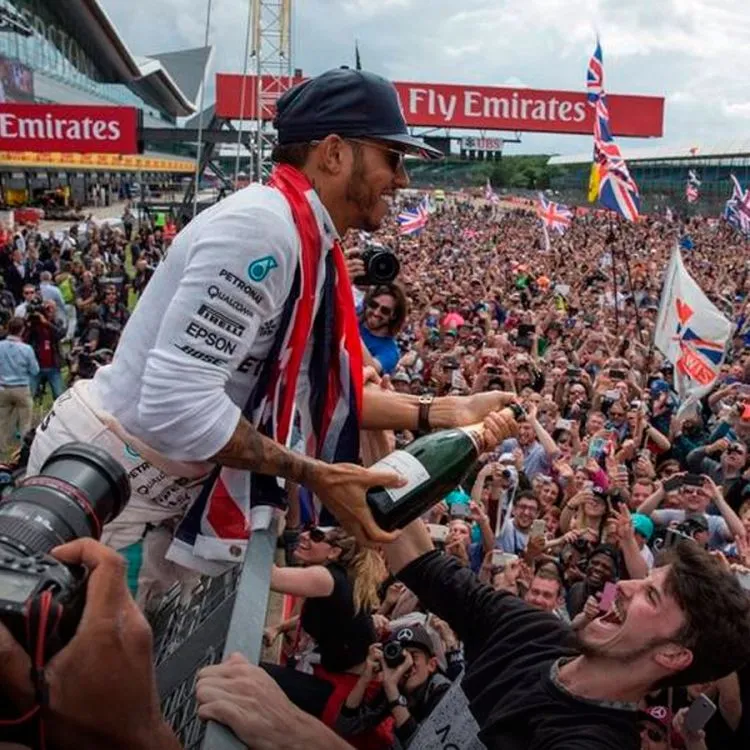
[0,543,87,658]
[0,443,129,660]
[25,295,45,318]
[383,640,406,668]
[354,242,400,286]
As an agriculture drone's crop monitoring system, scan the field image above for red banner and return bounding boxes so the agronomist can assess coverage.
[0,103,140,154]
[216,74,664,138]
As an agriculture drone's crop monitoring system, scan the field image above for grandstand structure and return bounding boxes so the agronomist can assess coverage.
[0,0,208,205]
[549,141,750,214]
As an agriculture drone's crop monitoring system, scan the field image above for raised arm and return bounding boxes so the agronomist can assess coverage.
[384,520,542,660]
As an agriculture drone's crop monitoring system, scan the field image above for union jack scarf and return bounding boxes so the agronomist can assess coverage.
[167,164,364,574]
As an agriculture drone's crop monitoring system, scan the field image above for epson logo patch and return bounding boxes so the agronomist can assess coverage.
[197,303,246,337]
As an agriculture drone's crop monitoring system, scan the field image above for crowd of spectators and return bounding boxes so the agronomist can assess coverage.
[0,207,166,455]
[2,190,750,749]
[254,196,750,749]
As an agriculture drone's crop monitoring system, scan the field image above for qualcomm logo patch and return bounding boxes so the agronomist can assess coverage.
[247,255,278,282]
[124,444,141,459]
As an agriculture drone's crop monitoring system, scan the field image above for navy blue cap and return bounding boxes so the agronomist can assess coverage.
[273,67,443,161]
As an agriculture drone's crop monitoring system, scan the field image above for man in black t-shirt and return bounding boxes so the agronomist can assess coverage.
[382,520,750,750]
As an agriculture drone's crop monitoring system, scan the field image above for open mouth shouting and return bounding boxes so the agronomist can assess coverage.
[597,597,626,629]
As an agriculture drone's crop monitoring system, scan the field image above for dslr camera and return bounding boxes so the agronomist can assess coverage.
[25,294,45,318]
[383,639,406,668]
[354,241,400,286]
[0,443,129,659]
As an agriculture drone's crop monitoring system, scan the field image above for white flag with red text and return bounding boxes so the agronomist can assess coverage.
[654,246,732,403]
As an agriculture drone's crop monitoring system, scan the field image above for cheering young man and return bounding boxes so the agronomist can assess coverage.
[26,68,517,572]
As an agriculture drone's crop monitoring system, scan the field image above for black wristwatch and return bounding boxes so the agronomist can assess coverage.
[387,694,408,711]
[418,394,434,432]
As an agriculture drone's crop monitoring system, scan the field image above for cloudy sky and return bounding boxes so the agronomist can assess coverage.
[103,0,750,156]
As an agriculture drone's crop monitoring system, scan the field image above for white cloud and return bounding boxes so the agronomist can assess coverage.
[721,101,750,119]
[100,0,750,154]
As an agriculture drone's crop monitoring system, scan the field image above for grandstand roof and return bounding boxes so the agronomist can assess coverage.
[549,140,750,166]
[49,0,205,117]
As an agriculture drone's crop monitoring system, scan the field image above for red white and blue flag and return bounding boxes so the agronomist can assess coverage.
[655,246,731,404]
[397,197,429,235]
[723,174,750,237]
[537,192,572,234]
[587,38,604,104]
[592,88,640,221]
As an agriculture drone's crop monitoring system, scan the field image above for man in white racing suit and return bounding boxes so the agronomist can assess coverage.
[27,68,518,584]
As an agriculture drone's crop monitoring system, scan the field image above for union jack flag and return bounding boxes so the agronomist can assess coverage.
[587,39,603,104]
[723,174,750,238]
[537,192,572,234]
[397,197,429,235]
[592,94,640,221]
[686,170,700,203]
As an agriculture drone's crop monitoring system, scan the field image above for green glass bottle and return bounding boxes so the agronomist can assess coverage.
[366,404,524,531]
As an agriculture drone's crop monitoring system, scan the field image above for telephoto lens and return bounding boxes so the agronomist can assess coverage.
[0,442,130,660]
[354,242,400,285]
[383,640,406,668]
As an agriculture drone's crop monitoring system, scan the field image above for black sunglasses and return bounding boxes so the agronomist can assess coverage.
[307,527,328,544]
[367,300,394,316]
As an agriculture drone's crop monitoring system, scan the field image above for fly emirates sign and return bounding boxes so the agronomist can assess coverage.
[392,81,662,135]
[215,74,664,137]
[0,103,140,154]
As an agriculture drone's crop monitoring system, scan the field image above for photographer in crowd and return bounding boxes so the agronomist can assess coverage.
[24,297,66,401]
[336,624,450,748]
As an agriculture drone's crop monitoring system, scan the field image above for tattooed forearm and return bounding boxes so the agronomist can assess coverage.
[209,417,321,487]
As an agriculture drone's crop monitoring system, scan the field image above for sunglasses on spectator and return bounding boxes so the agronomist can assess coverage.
[727,444,745,455]
[367,300,394,316]
[641,726,666,743]
[307,527,330,544]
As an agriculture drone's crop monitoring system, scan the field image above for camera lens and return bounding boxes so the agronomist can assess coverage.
[368,250,400,284]
[0,443,130,556]
[383,640,405,668]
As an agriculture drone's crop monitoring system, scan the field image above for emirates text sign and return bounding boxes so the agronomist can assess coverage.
[215,74,664,138]
[0,103,139,154]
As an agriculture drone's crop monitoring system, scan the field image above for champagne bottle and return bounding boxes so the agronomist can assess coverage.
[366,404,524,531]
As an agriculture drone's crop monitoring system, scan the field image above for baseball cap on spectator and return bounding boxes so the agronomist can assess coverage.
[631,513,654,542]
[392,371,410,384]
[273,67,443,160]
[640,706,684,748]
[445,329,458,338]
[444,488,470,507]
[387,624,437,657]
[649,379,671,397]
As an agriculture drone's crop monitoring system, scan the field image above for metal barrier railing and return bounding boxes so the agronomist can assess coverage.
[153,528,278,749]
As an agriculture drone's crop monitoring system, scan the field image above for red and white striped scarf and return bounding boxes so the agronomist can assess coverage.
[168,165,363,573]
